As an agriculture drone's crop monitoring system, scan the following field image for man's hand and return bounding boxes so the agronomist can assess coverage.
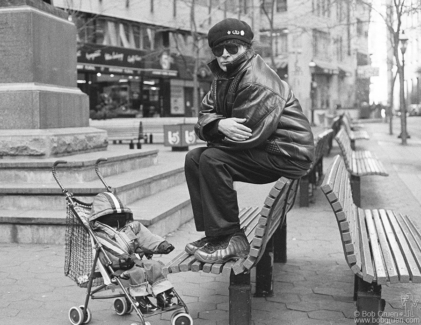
[218,118,252,141]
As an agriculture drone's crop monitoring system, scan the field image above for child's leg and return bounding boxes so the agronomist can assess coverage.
[141,259,173,296]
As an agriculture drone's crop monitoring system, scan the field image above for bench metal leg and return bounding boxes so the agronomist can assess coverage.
[129,140,134,149]
[355,277,385,325]
[351,139,356,150]
[274,218,287,263]
[229,271,251,325]
[351,175,361,206]
[255,237,274,297]
[353,275,358,301]
[299,176,310,207]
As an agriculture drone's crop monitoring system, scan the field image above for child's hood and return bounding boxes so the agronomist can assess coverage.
[89,192,133,222]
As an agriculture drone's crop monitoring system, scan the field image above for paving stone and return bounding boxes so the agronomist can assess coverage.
[313,286,350,296]
[308,309,347,321]
[266,293,301,304]
[252,298,287,312]
[198,294,228,304]
[199,308,229,321]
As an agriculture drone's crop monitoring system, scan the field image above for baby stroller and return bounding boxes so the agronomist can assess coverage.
[52,158,193,325]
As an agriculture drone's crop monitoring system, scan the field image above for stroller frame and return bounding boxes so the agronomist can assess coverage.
[53,158,191,325]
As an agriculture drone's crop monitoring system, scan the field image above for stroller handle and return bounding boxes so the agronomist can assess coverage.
[52,160,71,196]
[95,158,113,193]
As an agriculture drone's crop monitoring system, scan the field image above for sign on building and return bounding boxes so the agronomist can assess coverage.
[357,66,380,78]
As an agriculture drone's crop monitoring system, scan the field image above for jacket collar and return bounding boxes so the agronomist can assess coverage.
[208,49,255,78]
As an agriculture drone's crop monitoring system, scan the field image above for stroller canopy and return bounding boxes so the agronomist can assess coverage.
[89,192,133,223]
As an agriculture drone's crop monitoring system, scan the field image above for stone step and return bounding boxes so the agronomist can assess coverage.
[0,183,192,245]
[0,146,158,184]
[0,156,185,210]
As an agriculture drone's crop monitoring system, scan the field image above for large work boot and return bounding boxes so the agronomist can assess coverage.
[193,230,250,264]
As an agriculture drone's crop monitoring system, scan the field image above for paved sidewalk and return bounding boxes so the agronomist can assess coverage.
[1,119,421,325]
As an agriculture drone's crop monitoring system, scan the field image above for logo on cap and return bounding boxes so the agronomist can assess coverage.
[227,30,244,35]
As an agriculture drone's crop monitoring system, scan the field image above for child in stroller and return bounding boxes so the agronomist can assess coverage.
[53,158,193,325]
[89,191,176,313]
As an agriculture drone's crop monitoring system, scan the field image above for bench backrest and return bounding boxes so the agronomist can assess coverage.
[331,114,343,136]
[320,155,361,273]
[340,114,354,136]
[315,129,334,161]
[242,177,299,272]
[335,127,353,170]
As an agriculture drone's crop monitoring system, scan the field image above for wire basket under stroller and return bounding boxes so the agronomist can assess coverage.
[53,158,193,325]
[64,198,105,288]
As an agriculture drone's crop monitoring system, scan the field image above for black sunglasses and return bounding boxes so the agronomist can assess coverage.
[212,44,239,57]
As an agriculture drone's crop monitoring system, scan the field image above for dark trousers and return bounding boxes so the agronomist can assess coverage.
[184,147,310,237]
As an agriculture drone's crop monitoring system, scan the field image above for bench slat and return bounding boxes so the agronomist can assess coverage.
[379,210,410,282]
[191,260,203,272]
[163,252,190,275]
[233,258,246,274]
[395,214,421,278]
[211,263,224,274]
[179,255,197,272]
[372,210,399,283]
[365,210,388,284]
[222,260,236,277]
[351,205,361,270]
[358,209,374,282]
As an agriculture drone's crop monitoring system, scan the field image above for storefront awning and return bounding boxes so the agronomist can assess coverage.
[77,43,179,78]
[338,64,353,78]
[313,60,338,75]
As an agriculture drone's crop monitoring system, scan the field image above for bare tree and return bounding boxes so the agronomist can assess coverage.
[363,0,421,143]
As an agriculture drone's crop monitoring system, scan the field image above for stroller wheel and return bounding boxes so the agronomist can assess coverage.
[114,297,129,316]
[68,306,84,325]
[171,311,193,325]
[78,305,92,324]
[126,298,134,314]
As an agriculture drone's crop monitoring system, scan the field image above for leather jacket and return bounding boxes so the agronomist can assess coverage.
[196,50,314,163]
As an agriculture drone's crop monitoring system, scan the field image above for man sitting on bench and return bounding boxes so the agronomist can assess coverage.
[184,18,315,265]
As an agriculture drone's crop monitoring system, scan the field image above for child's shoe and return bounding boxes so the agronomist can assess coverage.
[157,241,175,254]
[156,289,176,309]
[136,296,158,313]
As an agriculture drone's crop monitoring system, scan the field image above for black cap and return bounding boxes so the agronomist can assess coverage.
[208,18,254,48]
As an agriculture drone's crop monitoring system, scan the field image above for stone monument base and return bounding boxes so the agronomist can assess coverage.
[0,127,108,158]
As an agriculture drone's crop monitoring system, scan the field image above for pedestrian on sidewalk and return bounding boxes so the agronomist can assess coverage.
[184,18,315,264]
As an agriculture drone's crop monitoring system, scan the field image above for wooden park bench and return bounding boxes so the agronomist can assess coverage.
[343,112,365,130]
[321,155,421,325]
[299,129,333,207]
[335,127,388,206]
[326,114,343,155]
[340,114,369,149]
[163,177,299,325]
[104,121,145,149]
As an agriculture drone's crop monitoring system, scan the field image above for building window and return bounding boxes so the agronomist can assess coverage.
[313,29,330,61]
[260,30,288,57]
[262,0,287,13]
[356,18,363,36]
[276,0,287,12]
[337,36,343,62]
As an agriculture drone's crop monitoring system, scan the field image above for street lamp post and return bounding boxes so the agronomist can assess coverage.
[398,31,409,144]
[309,60,317,126]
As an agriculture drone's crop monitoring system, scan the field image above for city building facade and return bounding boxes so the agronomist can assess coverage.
[259,0,371,123]
[51,0,369,122]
